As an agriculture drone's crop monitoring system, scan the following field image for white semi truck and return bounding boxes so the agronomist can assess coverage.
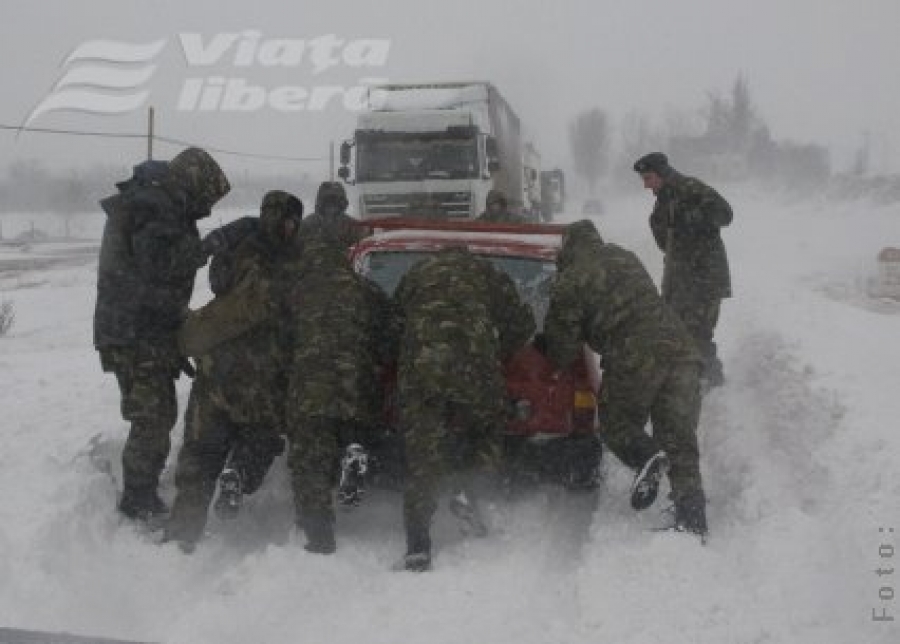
[338,81,543,220]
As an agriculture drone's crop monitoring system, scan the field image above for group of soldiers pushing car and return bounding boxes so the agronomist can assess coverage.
[93,147,732,571]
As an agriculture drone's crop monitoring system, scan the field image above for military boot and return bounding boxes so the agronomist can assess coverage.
[674,489,708,539]
[448,489,488,537]
[337,443,368,508]
[630,451,669,510]
[300,510,336,554]
[403,522,433,572]
[118,486,168,523]
[213,467,243,520]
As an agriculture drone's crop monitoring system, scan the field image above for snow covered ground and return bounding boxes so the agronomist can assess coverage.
[0,191,898,644]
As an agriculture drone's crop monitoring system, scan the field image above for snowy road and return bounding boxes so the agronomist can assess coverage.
[0,193,898,644]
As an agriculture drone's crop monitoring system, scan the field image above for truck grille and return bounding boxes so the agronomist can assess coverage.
[363,192,472,218]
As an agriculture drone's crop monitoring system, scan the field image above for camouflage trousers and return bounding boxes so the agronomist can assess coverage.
[288,416,367,522]
[166,376,285,544]
[100,346,179,492]
[600,353,704,503]
[399,393,502,532]
[668,291,724,382]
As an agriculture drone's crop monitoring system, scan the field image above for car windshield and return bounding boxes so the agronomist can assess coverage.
[359,250,556,329]
[357,135,480,182]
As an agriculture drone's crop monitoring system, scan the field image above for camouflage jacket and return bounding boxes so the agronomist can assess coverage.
[93,161,207,351]
[544,221,698,372]
[393,248,535,407]
[179,231,298,425]
[207,216,260,296]
[283,241,396,422]
[649,170,733,299]
[297,210,365,249]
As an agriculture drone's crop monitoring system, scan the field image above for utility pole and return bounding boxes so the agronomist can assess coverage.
[147,106,155,160]
[329,140,335,180]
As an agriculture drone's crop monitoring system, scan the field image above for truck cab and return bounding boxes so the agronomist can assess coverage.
[339,82,542,221]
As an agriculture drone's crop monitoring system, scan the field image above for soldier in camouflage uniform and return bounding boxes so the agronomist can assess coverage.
[163,191,303,550]
[93,147,230,521]
[283,238,395,554]
[298,181,365,248]
[634,152,733,388]
[477,189,526,224]
[542,220,708,537]
[394,247,535,570]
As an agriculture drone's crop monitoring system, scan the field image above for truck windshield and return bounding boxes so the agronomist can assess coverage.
[359,250,556,328]
[357,134,479,182]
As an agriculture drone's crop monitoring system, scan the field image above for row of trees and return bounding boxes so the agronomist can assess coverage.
[568,74,845,197]
[0,159,320,216]
[0,160,111,214]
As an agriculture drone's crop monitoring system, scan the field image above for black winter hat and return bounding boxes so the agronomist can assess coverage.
[633,152,670,175]
[315,181,349,211]
[262,190,304,219]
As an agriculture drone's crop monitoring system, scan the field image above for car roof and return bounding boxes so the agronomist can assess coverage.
[350,217,564,262]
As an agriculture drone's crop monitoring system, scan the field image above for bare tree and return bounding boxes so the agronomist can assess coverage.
[851,131,871,176]
[703,92,732,148]
[569,108,610,196]
[729,73,757,147]
[703,73,763,153]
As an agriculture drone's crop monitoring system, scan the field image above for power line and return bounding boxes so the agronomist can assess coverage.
[0,124,144,140]
[154,135,326,162]
[0,123,328,163]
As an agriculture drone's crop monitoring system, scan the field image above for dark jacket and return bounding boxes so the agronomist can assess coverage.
[544,220,697,372]
[649,170,732,299]
[94,161,206,350]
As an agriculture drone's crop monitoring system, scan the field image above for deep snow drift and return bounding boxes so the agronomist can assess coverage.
[0,189,897,644]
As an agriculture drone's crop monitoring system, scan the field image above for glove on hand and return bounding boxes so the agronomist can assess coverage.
[201,229,228,258]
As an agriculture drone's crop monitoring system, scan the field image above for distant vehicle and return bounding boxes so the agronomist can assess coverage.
[540,169,565,221]
[867,246,900,300]
[337,81,544,222]
[351,217,603,488]
[581,198,604,215]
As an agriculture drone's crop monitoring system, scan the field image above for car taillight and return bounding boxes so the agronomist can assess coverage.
[572,390,596,433]
[573,390,596,410]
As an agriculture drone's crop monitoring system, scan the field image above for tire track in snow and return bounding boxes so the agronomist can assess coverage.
[702,329,843,526]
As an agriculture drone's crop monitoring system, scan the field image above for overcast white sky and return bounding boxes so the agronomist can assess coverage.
[2,0,899,178]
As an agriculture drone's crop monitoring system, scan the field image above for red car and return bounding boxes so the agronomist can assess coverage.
[351,218,603,488]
